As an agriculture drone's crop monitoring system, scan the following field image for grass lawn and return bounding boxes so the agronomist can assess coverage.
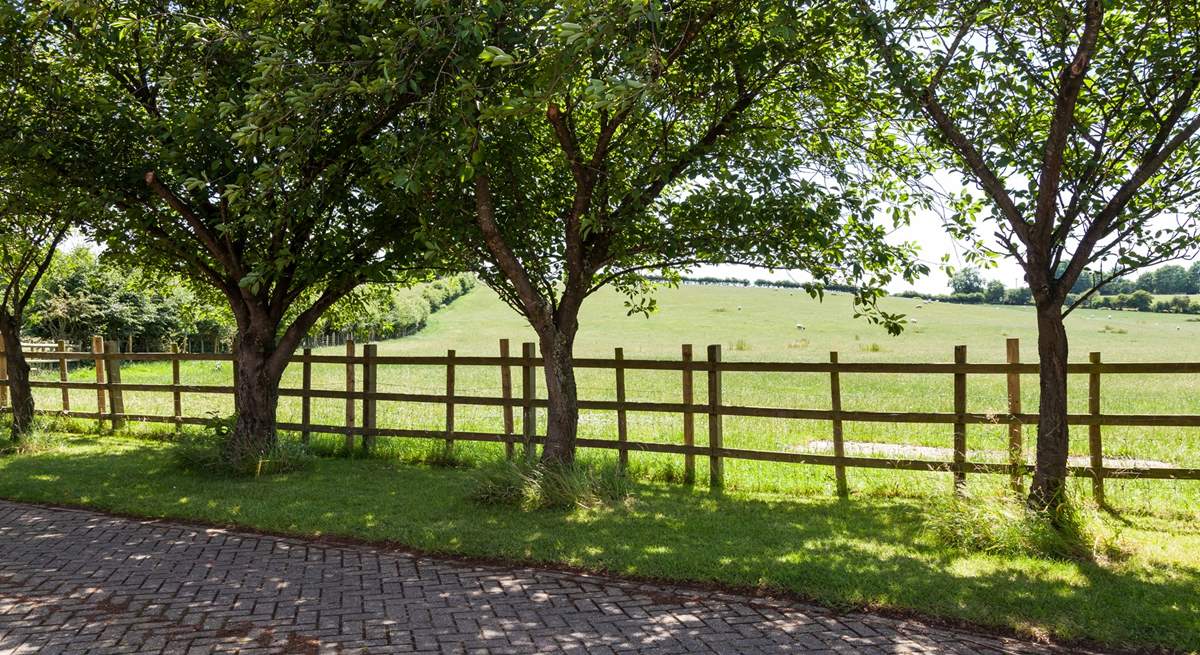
[6,286,1200,651]
[0,434,1196,652]
[21,283,1200,517]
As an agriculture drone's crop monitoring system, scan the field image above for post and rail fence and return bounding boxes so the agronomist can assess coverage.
[2,336,1200,499]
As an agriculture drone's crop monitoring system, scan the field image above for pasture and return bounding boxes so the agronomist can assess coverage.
[21,283,1200,518]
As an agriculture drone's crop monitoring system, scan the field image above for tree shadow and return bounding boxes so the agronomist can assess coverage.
[0,444,1196,652]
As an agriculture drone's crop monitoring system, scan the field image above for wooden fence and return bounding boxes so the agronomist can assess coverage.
[2,337,1200,501]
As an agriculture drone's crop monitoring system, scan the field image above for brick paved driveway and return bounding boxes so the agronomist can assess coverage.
[0,500,1077,654]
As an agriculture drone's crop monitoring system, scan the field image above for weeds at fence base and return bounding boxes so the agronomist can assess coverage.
[925,490,1127,563]
[471,459,633,511]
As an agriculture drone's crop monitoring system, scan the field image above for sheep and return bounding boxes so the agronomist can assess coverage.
[737,305,743,311]
[795,323,806,331]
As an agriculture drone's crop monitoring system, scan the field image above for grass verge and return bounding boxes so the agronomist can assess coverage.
[0,434,1196,652]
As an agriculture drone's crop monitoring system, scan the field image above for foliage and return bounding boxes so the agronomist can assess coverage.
[0,0,470,460]
[861,0,1200,310]
[948,267,984,295]
[26,248,233,349]
[471,459,631,511]
[315,275,477,341]
[417,0,927,335]
[926,491,1124,564]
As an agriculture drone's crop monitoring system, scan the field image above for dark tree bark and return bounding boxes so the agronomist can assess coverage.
[536,323,581,466]
[1029,300,1070,510]
[0,313,33,441]
[225,323,287,464]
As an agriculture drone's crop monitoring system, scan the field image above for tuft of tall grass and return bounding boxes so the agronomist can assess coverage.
[925,490,1126,562]
[471,459,632,511]
[170,414,316,477]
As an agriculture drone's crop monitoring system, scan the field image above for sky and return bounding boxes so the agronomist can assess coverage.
[698,207,1028,294]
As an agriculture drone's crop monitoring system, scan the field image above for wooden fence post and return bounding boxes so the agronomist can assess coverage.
[953,345,967,494]
[363,344,378,454]
[500,339,515,460]
[681,344,695,484]
[301,348,312,445]
[344,340,356,454]
[92,336,106,423]
[707,344,724,490]
[1006,338,1023,492]
[1090,351,1105,504]
[830,351,848,498]
[521,341,537,463]
[615,347,628,470]
[171,344,182,431]
[104,340,125,431]
[0,336,7,409]
[57,340,70,412]
[445,349,456,451]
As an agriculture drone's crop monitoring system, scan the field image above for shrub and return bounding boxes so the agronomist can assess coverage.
[925,490,1124,562]
[471,460,632,511]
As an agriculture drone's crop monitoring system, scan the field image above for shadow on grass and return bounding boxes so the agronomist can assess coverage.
[0,439,1196,652]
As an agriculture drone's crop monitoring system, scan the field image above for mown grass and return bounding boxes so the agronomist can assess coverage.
[0,434,1195,652]
[21,284,1200,518]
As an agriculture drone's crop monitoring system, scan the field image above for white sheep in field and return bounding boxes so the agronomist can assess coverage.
[737,305,743,311]
[910,318,919,324]
[795,323,806,331]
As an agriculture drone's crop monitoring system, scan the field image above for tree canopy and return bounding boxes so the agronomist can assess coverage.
[0,0,465,462]
[402,0,928,463]
[858,0,1200,509]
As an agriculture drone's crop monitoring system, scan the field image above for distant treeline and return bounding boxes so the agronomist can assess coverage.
[664,268,1200,315]
[24,248,477,351]
[651,274,861,294]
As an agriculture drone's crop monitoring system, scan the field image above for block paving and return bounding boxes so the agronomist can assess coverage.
[0,500,1086,654]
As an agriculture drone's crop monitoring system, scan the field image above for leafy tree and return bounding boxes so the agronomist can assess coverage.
[949,267,985,294]
[984,280,1006,304]
[0,171,76,440]
[859,0,1200,510]
[3,1,460,464]
[411,0,926,465]
[1151,264,1195,295]
[1127,289,1154,312]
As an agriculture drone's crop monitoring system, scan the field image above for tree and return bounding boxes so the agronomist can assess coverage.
[1127,289,1154,312]
[860,0,1200,510]
[1149,264,1194,295]
[984,280,1006,304]
[3,1,459,464]
[949,267,985,294]
[412,0,927,465]
[0,172,75,440]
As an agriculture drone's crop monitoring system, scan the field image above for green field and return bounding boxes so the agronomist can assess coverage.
[19,283,1200,516]
[6,284,1200,651]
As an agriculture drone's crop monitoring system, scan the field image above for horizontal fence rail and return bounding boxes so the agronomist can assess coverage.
[2,337,1200,498]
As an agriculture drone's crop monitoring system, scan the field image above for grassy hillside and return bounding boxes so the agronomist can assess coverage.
[21,283,1200,516]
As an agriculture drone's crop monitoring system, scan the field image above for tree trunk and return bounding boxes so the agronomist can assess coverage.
[0,316,34,441]
[1029,300,1070,511]
[538,327,580,466]
[226,327,285,466]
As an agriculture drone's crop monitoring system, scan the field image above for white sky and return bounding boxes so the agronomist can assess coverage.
[699,208,1028,293]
